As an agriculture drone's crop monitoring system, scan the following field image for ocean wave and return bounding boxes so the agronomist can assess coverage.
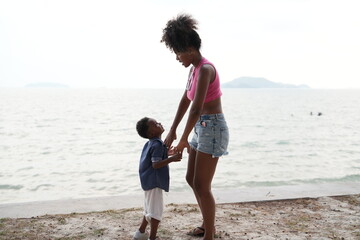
[87,178,107,183]
[241,180,295,187]
[240,174,360,188]
[303,174,360,183]
[0,184,23,190]
[276,140,290,145]
[30,184,54,191]
[16,166,34,172]
[241,142,262,148]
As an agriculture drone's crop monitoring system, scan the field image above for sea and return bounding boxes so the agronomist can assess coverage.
[0,88,359,204]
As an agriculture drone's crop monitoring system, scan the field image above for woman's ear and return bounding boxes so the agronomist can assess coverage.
[189,48,196,55]
[187,48,196,60]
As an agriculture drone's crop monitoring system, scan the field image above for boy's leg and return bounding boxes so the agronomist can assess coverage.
[145,188,163,239]
[139,216,148,233]
[133,216,149,240]
[149,218,160,240]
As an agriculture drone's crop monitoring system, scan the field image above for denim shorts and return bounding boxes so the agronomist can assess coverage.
[189,113,229,158]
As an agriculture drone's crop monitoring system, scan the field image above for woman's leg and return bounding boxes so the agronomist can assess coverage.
[186,147,202,207]
[186,148,205,232]
[193,151,219,240]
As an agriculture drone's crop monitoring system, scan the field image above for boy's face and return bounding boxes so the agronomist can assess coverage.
[147,118,164,137]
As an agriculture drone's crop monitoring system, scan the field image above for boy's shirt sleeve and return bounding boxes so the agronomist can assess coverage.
[150,140,165,162]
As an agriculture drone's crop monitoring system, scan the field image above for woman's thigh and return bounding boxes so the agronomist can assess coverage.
[186,147,197,185]
[193,151,219,191]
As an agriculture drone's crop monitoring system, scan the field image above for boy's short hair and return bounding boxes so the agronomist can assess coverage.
[136,117,150,139]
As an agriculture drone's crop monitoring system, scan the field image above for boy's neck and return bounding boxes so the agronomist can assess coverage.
[149,134,162,139]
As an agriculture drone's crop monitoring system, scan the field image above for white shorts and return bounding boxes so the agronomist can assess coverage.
[143,188,163,222]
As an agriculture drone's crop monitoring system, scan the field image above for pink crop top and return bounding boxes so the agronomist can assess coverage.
[186,58,222,103]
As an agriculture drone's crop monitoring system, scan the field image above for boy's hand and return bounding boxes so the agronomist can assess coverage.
[170,152,182,162]
[167,146,176,155]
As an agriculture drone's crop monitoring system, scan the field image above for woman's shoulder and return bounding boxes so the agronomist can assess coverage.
[199,59,216,75]
[201,57,214,65]
[199,58,215,70]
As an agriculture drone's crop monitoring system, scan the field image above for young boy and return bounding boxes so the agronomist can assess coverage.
[133,117,182,240]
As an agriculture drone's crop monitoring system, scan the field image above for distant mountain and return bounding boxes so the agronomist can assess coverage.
[25,82,70,88]
[222,77,310,88]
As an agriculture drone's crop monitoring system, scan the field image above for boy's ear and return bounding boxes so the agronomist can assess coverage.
[147,128,153,138]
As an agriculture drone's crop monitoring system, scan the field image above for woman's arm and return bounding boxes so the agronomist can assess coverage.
[164,90,191,147]
[176,64,215,153]
[164,68,195,148]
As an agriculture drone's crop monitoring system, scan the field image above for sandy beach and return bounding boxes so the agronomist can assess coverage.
[1,193,359,240]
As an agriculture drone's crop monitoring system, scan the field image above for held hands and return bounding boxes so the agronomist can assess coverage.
[170,152,182,162]
[168,146,182,162]
[175,138,190,154]
[167,146,177,155]
[165,130,189,156]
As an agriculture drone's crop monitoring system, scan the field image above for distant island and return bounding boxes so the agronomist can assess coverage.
[25,82,70,88]
[222,77,310,88]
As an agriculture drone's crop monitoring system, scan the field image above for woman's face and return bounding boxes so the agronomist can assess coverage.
[175,50,193,68]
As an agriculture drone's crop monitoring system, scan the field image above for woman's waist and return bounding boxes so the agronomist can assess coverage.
[200,98,222,115]
[199,113,225,121]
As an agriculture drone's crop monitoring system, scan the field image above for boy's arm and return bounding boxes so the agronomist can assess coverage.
[152,153,182,169]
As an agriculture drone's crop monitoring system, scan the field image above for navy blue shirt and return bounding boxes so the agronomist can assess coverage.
[139,138,169,192]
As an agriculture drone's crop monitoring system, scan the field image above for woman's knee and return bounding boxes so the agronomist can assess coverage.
[193,178,211,197]
[185,174,194,188]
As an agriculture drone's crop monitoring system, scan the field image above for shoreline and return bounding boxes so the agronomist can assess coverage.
[1,182,359,218]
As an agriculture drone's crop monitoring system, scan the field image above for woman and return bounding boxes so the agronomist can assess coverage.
[161,14,229,240]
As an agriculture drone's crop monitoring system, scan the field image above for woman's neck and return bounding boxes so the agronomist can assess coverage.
[192,52,203,67]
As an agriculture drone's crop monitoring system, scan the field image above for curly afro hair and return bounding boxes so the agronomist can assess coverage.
[136,117,150,139]
[161,13,202,53]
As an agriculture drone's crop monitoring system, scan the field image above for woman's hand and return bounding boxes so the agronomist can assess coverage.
[164,129,177,148]
[175,137,190,154]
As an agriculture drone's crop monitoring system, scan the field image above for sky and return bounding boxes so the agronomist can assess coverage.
[1,0,359,89]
